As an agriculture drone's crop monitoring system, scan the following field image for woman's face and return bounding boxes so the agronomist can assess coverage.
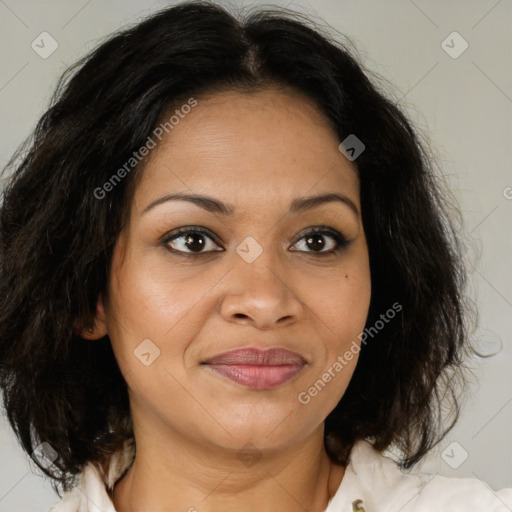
[99,87,371,453]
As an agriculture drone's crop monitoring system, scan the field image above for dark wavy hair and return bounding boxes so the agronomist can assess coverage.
[0,0,477,497]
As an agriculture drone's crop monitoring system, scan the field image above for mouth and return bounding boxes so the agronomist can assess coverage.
[201,347,307,390]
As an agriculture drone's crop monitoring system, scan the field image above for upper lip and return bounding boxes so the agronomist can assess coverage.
[202,347,307,366]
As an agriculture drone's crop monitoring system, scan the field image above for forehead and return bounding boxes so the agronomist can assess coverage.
[134,88,360,215]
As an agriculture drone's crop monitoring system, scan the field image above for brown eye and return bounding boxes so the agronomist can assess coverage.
[162,227,223,255]
[304,233,328,252]
[290,227,350,255]
[161,225,349,257]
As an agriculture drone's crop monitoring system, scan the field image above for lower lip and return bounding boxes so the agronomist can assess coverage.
[204,363,305,389]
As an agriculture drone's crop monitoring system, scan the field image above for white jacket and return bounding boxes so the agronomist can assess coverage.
[49,437,512,511]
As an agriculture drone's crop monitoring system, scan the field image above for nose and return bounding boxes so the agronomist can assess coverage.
[219,253,304,330]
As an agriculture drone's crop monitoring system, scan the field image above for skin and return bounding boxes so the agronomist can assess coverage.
[83,87,372,512]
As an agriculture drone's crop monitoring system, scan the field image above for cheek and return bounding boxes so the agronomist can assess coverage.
[309,263,371,341]
[106,253,219,366]
[303,259,371,403]
[340,272,371,333]
[301,274,370,413]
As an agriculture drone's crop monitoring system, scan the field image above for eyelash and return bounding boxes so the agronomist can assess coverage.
[161,225,351,257]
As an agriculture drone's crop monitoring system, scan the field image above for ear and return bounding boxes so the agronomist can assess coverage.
[78,292,108,340]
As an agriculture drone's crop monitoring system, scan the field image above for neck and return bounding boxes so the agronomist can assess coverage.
[111,425,345,512]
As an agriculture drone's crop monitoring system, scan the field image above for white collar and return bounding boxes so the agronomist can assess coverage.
[49,436,512,511]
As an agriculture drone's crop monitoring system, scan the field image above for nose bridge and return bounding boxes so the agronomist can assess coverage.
[235,233,288,298]
[220,233,303,329]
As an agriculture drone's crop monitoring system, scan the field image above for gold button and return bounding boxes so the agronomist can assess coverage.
[352,499,366,511]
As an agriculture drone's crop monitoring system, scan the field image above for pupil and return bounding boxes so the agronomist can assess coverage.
[185,234,205,252]
[306,234,324,252]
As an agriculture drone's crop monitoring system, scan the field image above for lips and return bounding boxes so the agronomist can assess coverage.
[203,347,306,366]
[202,347,307,389]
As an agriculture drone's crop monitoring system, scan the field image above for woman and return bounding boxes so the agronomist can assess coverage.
[0,2,510,511]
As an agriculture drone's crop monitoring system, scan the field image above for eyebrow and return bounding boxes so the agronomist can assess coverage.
[141,192,359,218]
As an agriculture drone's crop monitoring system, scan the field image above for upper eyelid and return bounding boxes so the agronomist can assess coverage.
[162,226,221,244]
[162,225,345,239]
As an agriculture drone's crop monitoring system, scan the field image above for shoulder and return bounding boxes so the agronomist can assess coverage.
[48,463,117,512]
[333,439,512,511]
[49,437,135,512]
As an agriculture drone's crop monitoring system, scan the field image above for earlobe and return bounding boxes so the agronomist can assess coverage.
[78,292,108,340]
[79,324,103,340]
[79,323,108,340]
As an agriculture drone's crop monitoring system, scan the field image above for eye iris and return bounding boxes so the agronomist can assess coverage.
[306,234,325,252]
[184,233,205,252]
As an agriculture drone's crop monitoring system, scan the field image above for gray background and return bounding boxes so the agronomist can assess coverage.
[0,0,511,510]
